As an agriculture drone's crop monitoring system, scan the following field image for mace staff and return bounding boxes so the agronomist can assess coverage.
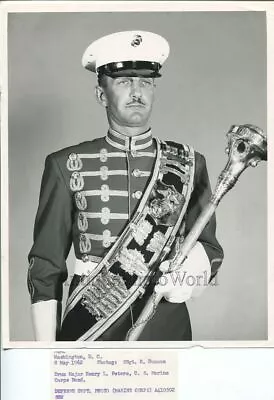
[126,124,267,341]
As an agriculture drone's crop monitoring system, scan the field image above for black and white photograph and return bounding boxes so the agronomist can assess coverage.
[1,3,271,346]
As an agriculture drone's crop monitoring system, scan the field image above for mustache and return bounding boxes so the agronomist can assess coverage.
[126,99,146,106]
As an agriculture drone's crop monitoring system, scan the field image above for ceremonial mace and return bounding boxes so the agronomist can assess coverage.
[126,124,267,341]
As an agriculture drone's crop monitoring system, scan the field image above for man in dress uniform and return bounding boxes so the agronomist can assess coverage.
[28,31,224,341]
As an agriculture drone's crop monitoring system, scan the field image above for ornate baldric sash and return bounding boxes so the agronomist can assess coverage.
[63,139,195,341]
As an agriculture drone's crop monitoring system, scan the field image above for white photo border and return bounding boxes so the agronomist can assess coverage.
[1,1,273,349]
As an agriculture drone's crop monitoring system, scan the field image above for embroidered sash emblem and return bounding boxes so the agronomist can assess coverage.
[132,219,153,245]
[118,248,147,277]
[81,269,129,320]
[146,231,166,254]
[149,181,184,225]
[66,153,83,171]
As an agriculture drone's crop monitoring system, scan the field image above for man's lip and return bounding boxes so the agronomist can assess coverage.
[126,103,146,108]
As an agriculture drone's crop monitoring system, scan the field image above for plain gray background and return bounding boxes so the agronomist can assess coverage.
[8,11,267,341]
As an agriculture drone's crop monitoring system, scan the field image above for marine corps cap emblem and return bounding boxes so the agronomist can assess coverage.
[131,34,142,47]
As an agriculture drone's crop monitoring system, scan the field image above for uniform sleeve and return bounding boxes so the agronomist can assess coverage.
[184,153,224,280]
[27,154,73,303]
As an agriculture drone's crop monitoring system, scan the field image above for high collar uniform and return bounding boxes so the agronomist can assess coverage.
[28,130,223,341]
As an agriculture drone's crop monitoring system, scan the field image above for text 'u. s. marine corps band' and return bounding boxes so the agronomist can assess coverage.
[28,31,224,341]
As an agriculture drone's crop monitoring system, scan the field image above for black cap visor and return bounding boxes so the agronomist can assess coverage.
[97,61,162,78]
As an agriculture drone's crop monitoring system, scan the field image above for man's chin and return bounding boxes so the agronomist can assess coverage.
[126,119,148,128]
[126,113,150,126]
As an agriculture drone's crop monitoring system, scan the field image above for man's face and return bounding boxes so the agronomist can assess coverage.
[96,75,156,130]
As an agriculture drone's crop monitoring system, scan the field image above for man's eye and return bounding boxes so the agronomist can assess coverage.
[117,79,130,85]
[140,80,153,87]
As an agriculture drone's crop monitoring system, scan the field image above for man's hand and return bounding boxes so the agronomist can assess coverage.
[31,299,57,341]
[154,242,211,303]
[154,260,194,303]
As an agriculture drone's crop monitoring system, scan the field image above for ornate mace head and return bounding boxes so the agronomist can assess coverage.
[212,124,267,205]
[226,124,267,165]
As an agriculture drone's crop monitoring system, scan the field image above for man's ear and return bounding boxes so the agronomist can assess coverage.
[95,85,108,107]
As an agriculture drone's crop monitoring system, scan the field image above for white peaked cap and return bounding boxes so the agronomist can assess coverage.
[82,30,170,77]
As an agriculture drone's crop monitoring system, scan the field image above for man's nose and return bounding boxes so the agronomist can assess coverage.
[130,80,142,98]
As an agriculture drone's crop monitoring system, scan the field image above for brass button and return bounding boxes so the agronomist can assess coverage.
[131,150,138,157]
[101,207,110,224]
[100,166,108,181]
[82,254,89,263]
[101,184,109,202]
[102,229,112,248]
[132,191,142,200]
[100,148,108,162]
[132,168,141,177]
